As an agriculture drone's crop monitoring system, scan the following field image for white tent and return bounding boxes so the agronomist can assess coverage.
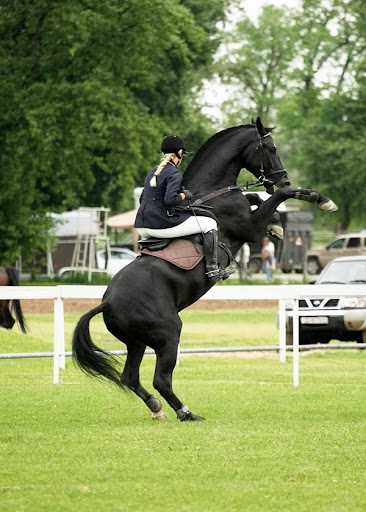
[50,210,100,237]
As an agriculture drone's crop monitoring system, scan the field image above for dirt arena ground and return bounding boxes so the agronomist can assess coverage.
[21,299,277,313]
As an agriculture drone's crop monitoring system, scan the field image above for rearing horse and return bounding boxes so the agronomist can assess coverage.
[72,118,336,421]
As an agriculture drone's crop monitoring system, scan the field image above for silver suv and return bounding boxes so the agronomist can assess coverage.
[306,231,366,274]
[286,256,366,344]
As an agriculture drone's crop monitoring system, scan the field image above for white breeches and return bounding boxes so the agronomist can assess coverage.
[137,216,217,239]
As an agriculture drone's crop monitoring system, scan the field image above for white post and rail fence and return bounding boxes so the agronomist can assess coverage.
[0,285,365,387]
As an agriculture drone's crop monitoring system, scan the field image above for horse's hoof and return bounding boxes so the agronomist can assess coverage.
[151,409,167,420]
[146,396,162,413]
[185,412,205,422]
[267,224,284,240]
[319,199,338,212]
[177,409,205,421]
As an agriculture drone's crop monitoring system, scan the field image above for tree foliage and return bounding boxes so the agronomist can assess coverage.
[216,5,297,123]
[0,0,226,262]
[216,0,366,229]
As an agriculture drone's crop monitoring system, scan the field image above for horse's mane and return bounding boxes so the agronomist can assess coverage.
[185,124,254,174]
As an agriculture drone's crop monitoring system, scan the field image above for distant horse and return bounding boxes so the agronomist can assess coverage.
[72,118,336,421]
[0,267,27,333]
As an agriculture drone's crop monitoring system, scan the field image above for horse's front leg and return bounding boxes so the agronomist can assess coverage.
[250,187,293,232]
[253,186,337,215]
[293,188,338,212]
[246,193,283,239]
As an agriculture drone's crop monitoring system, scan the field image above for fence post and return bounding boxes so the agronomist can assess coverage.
[292,298,300,387]
[53,295,65,384]
[278,299,287,363]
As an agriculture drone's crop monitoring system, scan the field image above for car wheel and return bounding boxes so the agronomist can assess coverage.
[307,257,321,275]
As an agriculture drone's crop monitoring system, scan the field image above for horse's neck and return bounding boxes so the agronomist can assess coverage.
[184,158,242,195]
[183,127,253,192]
[183,125,261,256]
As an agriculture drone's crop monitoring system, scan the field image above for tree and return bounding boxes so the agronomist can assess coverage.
[215,5,297,124]
[277,0,366,228]
[0,0,226,263]
[211,0,366,228]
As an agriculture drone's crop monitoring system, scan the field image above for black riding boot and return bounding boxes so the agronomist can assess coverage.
[202,230,222,281]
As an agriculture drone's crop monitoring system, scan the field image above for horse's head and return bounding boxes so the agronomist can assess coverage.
[241,117,290,194]
[184,119,291,194]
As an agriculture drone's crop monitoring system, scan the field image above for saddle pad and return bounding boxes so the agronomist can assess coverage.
[141,239,203,270]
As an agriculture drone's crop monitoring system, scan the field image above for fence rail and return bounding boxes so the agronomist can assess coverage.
[1,284,366,386]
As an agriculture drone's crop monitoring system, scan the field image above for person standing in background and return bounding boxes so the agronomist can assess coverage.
[261,237,275,280]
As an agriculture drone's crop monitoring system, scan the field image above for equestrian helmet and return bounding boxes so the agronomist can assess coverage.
[161,135,186,156]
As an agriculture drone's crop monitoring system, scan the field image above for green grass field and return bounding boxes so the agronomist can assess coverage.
[0,308,278,354]
[1,310,366,511]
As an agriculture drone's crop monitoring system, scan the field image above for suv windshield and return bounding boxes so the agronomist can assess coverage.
[318,260,366,284]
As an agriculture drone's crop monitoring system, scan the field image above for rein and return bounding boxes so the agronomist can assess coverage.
[191,185,246,207]
[190,169,289,208]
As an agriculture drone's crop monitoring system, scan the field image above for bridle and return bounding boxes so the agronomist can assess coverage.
[252,130,290,192]
[190,130,290,207]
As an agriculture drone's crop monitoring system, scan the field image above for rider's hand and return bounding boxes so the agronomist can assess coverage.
[182,190,193,201]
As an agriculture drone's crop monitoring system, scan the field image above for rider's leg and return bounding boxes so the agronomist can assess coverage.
[138,217,226,281]
[137,216,217,238]
[201,229,222,280]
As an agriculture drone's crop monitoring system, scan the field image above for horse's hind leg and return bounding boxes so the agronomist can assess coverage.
[122,342,166,418]
[153,341,204,422]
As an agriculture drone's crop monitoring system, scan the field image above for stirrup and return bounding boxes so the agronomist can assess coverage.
[206,269,224,281]
[220,266,236,280]
[206,266,235,282]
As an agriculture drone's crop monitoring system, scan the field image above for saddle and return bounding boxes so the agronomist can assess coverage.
[139,236,204,270]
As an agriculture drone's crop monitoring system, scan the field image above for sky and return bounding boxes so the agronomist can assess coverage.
[244,0,300,21]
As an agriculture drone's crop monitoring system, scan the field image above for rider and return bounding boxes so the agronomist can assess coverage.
[134,135,225,281]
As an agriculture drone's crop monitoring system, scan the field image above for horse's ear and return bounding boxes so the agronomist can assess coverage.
[256,116,265,135]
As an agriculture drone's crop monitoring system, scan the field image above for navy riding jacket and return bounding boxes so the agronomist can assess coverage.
[134,163,192,229]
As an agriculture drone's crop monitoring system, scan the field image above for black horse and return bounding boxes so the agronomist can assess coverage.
[0,266,27,333]
[72,118,336,421]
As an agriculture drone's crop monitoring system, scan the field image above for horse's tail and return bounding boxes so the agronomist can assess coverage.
[72,302,125,389]
[5,267,27,334]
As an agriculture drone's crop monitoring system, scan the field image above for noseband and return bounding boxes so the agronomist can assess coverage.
[254,131,290,191]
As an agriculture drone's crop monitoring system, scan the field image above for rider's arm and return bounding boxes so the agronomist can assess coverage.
[163,171,187,206]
